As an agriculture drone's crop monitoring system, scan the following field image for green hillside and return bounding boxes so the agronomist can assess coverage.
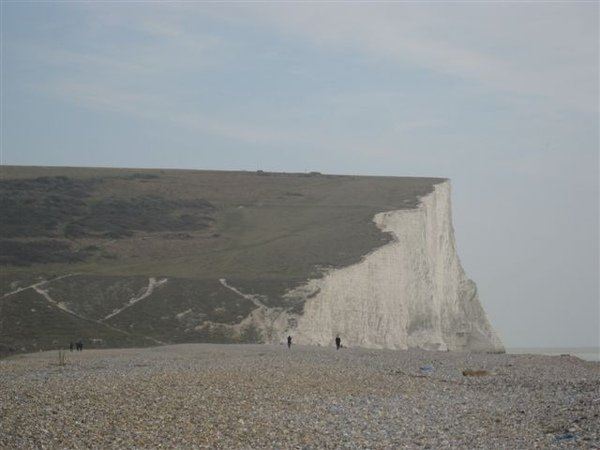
[0,166,443,356]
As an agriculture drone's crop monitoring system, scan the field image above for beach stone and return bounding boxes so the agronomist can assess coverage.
[0,344,598,449]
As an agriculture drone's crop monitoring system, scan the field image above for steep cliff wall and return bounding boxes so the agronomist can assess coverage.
[277,181,504,352]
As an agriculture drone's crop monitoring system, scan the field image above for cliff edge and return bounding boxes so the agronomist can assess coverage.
[277,181,504,352]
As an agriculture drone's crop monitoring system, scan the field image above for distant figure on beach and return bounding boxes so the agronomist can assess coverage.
[287,336,292,349]
[335,336,341,350]
[75,340,83,352]
[69,342,74,352]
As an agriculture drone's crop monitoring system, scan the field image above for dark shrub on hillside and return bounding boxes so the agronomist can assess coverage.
[0,240,86,266]
[0,176,92,238]
[78,196,215,234]
[0,174,215,239]
[64,223,89,238]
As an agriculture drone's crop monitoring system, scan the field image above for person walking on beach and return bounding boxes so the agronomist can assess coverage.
[335,335,341,350]
[287,336,292,349]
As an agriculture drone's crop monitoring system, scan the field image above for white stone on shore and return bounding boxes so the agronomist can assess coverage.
[1,344,597,449]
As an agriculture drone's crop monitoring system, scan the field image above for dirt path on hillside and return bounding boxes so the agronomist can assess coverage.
[1,273,79,300]
[30,284,166,346]
[219,278,266,308]
[32,285,80,316]
[218,278,288,342]
[2,273,166,346]
[102,277,168,321]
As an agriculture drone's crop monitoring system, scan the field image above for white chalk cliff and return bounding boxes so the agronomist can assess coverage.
[276,180,504,352]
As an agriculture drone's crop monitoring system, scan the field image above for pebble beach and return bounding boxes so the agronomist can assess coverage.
[1,344,598,449]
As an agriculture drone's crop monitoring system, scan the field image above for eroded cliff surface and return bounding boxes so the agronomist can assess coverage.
[275,181,504,352]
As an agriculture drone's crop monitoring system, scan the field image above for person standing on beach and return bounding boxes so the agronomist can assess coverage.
[335,335,341,350]
[287,336,292,349]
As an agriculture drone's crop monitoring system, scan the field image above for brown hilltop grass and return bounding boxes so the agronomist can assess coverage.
[1,166,443,278]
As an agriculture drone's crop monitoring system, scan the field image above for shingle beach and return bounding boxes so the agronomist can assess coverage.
[1,344,598,449]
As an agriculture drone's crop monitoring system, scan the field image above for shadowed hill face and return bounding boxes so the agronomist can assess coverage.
[0,166,443,356]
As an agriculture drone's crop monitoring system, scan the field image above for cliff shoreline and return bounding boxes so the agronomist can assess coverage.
[278,181,503,352]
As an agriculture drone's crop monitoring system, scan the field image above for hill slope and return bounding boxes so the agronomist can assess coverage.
[0,166,501,356]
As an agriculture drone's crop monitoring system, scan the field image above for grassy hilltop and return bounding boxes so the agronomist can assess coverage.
[0,166,443,356]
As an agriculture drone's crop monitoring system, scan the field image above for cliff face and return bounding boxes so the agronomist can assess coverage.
[278,181,504,352]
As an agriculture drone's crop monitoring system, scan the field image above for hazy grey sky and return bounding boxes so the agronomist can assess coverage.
[2,2,598,348]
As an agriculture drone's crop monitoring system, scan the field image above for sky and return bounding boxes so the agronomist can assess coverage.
[1,1,598,349]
